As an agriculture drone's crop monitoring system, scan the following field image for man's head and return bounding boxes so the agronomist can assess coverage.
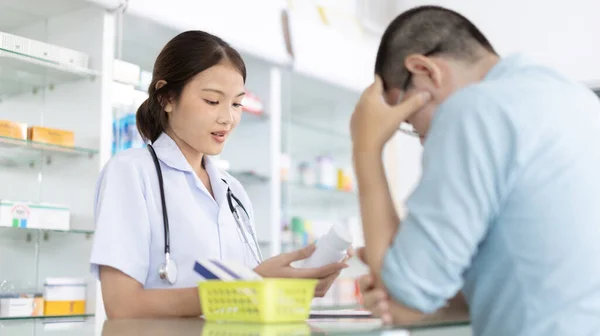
[375,6,499,142]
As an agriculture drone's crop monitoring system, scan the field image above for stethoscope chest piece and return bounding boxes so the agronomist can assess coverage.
[159,252,178,285]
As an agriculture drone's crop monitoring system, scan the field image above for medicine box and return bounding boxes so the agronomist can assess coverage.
[0,120,27,140]
[28,126,75,147]
[44,278,86,316]
[0,31,90,68]
[0,200,70,230]
[0,294,44,317]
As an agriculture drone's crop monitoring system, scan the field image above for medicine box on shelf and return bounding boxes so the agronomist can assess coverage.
[0,120,27,140]
[43,278,86,316]
[0,31,90,69]
[0,295,44,318]
[0,201,70,231]
[28,126,75,148]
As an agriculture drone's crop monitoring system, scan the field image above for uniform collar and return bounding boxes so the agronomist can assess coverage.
[152,132,228,204]
[152,133,194,173]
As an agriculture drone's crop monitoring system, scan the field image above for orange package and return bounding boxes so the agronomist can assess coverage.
[28,126,74,147]
[0,120,27,140]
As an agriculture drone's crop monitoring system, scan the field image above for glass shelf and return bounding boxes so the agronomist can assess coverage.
[0,136,98,168]
[0,313,94,321]
[228,170,270,185]
[284,118,351,156]
[241,110,269,123]
[283,181,357,207]
[0,48,98,99]
[0,226,94,236]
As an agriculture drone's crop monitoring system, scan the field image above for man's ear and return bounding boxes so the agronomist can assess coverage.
[404,54,443,89]
[154,80,173,113]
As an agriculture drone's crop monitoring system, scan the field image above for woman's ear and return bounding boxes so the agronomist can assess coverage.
[404,54,443,89]
[154,80,173,113]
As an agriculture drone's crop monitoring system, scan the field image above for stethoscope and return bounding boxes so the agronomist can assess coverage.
[147,144,264,285]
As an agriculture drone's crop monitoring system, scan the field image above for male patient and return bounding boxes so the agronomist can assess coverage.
[350,5,600,336]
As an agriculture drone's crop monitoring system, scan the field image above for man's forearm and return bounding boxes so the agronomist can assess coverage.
[353,150,400,275]
[394,292,470,325]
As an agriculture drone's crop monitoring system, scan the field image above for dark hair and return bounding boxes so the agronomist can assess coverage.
[374,5,497,91]
[136,30,247,143]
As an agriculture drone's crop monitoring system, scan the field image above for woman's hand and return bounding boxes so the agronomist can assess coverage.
[254,245,348,297]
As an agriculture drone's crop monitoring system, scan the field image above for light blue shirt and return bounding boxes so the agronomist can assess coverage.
[90,133,260,289]
[382,54,600,336]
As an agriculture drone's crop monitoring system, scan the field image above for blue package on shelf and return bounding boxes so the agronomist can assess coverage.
[112,113,146,156]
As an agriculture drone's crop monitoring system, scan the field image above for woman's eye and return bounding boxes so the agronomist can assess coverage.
[233,103,243,108]
[204,99,219,106]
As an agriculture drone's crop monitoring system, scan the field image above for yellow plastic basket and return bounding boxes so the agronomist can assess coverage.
[198,278,317,323]
[201,322,311,336]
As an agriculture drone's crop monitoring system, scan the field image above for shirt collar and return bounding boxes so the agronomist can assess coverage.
[484,53,535,81]
[152,133,193,173]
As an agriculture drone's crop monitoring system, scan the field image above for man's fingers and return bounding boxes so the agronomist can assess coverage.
[362,288,388,309]
[391,91,431,123]
[357,274,374,292]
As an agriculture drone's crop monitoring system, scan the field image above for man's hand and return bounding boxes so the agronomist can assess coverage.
[254,245,348,297]
[356,247,393,324]
[356,247,424,325]
[356,248,469,325]
[358,273,393,324]
[350,76,430,153]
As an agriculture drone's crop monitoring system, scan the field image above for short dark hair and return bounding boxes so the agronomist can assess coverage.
[375,5,497,91]
[136,30,246,143]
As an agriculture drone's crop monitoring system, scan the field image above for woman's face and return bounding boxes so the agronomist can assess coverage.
[164,61,245,156]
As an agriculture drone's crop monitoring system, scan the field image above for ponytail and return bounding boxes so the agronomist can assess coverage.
[136,96,167,143]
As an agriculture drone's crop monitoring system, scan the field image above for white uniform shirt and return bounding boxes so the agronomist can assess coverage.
[90,133,259,289]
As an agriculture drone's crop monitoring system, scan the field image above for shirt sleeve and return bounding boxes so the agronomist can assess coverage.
[90,156,151,286]
[381,88,517,313]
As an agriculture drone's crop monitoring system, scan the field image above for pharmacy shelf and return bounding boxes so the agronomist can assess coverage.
[0,313,94,321]
[283,118,351,157]
[0,226,94,237]
[228,170,270,185]
[0,136,98,168]
[241,111,269,123]
[282,181,357,207]
[0,48,98,99]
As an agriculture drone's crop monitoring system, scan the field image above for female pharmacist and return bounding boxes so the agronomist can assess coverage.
[90,30,348,319]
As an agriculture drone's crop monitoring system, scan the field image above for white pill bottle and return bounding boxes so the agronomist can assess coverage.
[300,223,353,268]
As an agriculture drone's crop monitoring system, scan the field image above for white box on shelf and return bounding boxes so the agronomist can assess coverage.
[0,296,43,317]
[58,48,90,69]
[113,59,141,86]
[0,31,90,68]
[0,31,32,55]
[0,200,70,230]
[29,43,60,63]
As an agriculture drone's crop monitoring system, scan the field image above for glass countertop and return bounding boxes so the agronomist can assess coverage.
[99,317,470,336]
[0,315,470,335]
